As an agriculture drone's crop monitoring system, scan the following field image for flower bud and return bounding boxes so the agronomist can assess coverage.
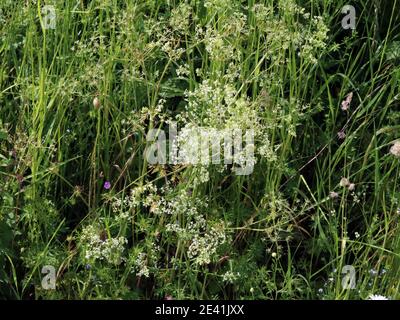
[93,97,101,109]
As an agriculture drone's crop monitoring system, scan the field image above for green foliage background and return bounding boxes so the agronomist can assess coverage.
[0,0,399,300]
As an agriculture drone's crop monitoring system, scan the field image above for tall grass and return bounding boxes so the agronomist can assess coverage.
[0,0,399,300]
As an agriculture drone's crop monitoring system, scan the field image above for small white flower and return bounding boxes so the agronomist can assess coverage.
[222,271,240,283]
[390,141,400,158]
[93,96,101,109]
[368,294,389,300]
[329,191,339,199]
[369,269,378,277]
[340,177,350,188]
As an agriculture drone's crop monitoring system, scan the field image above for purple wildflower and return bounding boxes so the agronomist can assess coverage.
[104,181,111,190]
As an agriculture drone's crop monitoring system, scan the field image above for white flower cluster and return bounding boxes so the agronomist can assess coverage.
[159,191,228,266]
[80,225,127,265]
[222,271,240,284]
[187,222,227,266]
[178,75,313,171]
[134,252,150,278]
[142,13,188,61]
[203,28,237,62]
[204,0,231,12]
[129,242,160,278]
[112,183,159,214]
[169,65,310,173]
[195,8,247,63]
[258,133,279,163]
[161,189,206,218]
[169,3,193,34]
[176,64,190,78]
[182,73,266,131]
[300,16,329,64]
[368,294,389,300]
[252,1,329,65]
[174,124,255,175]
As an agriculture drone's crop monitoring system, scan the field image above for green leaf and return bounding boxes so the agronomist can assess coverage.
[0,130,7,140]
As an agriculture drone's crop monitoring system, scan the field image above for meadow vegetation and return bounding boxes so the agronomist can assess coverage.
[0,0,400,300]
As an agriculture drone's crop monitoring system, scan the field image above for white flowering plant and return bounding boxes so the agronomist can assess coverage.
[0,0,399,301]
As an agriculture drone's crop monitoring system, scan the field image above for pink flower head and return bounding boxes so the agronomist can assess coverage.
[337,131,346,140]
[341,92,353,111]
[104,181,111,190]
